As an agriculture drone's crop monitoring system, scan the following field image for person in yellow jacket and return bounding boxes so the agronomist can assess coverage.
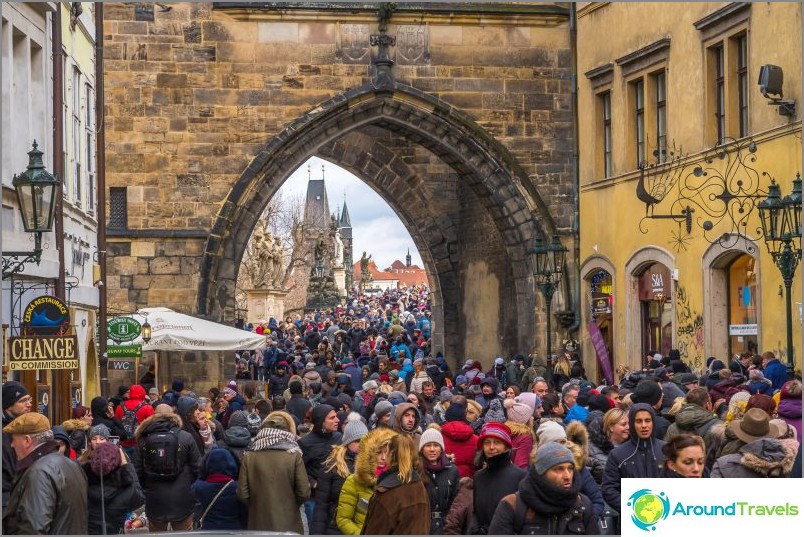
[337,428,396,534]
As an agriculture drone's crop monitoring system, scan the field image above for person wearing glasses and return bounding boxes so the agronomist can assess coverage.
[2,381,33,510]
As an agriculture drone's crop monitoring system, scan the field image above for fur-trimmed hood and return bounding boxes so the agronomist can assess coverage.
[61,418,90,432]
[355,428,398,487]
[565,420,590,468]
[135,412,183,440]
[738,438,798,476]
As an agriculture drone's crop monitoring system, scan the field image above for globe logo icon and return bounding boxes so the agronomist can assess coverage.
[627,489,670,531]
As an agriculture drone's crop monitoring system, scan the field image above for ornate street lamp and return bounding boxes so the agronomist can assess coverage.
[2,141,60,278]
[758,174,802,376]
[531,235,568,364]
[141,313,152,344]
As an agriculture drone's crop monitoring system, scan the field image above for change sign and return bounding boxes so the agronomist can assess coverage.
[8,335,79,370]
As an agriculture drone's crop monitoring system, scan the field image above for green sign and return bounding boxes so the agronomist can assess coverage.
[107,317,141,342]
[107,345,142,358]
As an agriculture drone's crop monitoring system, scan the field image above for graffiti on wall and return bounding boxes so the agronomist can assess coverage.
[675,284,704,371]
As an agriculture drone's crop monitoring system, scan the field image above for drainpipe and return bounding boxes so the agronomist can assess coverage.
[568,2,581,336]
[95,3,109,397]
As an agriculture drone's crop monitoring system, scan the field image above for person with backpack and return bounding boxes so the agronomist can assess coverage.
[83,441,145,535]
[115,384,154,460]
[133,407,203,532]
[488,442,597,534]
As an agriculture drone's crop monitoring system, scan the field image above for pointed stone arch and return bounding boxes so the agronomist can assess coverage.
[198,82,561,361]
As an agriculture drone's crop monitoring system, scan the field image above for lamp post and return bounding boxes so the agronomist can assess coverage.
[2,141,60,278]
[758,174,802,376]
[531,235,568,365]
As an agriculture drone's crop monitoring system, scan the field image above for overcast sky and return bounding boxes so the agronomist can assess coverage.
[278,156,424,270]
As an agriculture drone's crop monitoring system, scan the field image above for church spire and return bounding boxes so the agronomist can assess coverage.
[339,200,352,229]
[406,248,411,267]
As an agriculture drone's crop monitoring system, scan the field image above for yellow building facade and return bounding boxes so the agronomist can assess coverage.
[577,2,802,378]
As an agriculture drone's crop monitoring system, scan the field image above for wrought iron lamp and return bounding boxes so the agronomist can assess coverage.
[758,174,802,375]
[531,235,568,363]
[141,313,153,344]
[2,141,59,279]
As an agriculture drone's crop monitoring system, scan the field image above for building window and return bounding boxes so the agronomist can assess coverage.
[109,187,127,229]
[736,34,748,137]
[655,70,667,163]
[85,83,95,215]
[601,91,612,177]
[727,254,758,356]
[634,79,645,166]
[712,44,726,144]
[72,67,82,207]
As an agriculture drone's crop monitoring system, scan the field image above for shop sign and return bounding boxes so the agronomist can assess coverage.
[729,324,758,336]
[22,295,70,336]
[71,384,82,409]
[107,317,141,343]
[107,345,142,358]
[37,385,51,417]
[7,335,79,370]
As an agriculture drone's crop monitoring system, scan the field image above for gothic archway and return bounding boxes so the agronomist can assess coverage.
[199,82,561,362]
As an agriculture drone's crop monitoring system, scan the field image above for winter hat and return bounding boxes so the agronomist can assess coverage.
[464,359,474,368]
[176,396,199,417]
[503,398,532,424]
[484,398,506,423]
[536,420,567,445]
[419,427,446,452]
[710,359,726,372]
[2,381,29,410]
[389,391,407,405]
[305,362,316,370]
[171,379,185,393]
[588,394,613,413]
[118,385,131,397]
[373,400,394,421]
[89,441,122,477]
[477,422,513,450]
[228,410,250,429]
[494,357,505,366]
[337,393,353,409]
[748,369,766,382]
[444,402,467,422]
[515,392,541,413]
[533,442,575,476]
[362,380,379,392]
[388,370,400,380]
[633,379,663,406]
[342,419,369,446]
[51,426,71,448]
[246,413,262,436]
[89,424,111,441]
[223,387,237,398]
[413,358,423,367]
[676,373,698,385]
[439,389,454,403]
[455,375,468,386]
[780,380,801,400]
[747,394,776,416]
[379,374,390,383]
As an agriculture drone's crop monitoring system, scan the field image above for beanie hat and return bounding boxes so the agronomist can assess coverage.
[710,359,725,372]
[676,373,698,385]
[2,381,29,410]
[747,393,776,416]
[536,420,567,445]
[118,385,130,397]
[515,392,541,413]
[484,398,506,424]
[171,379,185,393]
[588,394,613,413]
[464,359,474,368]
[362,380,378,392]
[748,369,766,382]
[455,375,468,386]
[379,374,390,383]
[228,410,249,429]
[223,387,237,398]
[374,400,395,420]
[439,389,453,403]
[51,425,71,448]
[477,422,513,450]
[413,358,423,367]
[388,370,399,380]
[337,393,353,409]
[246,412,262,436]
[419,427,446,452]
[444,402,467,423]
[388,391,407,405]
[494,357,505,366]
[89,423,111,440]
[533,442,575,475]
[633,379,663,406]
[89,441,122,477]
[342,419,369,446]
[503,398,532,424]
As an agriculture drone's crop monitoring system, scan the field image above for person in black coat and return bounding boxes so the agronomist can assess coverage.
[419,428,460,535]
[84,442,145,535]
[134,411,203,531]
[191,448,247,530]
[286,381,313,424]
[470,422,527,534]
[299,405,343,491]
[311,419,368,534]
[90,396,128,442]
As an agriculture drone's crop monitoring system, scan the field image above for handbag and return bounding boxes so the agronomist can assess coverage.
[196,480,233,530]
[597,506,619,536]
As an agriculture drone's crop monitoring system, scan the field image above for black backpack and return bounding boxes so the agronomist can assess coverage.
[121,401,147,438]
[140,429,182,481]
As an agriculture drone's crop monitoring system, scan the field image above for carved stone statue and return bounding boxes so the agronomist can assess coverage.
[334,229,344,268]
[250,227,274,288]
[270,235,284,288]
[360,251,371,274]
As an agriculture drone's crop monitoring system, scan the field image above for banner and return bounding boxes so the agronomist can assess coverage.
[587,320,613,384]
[621,479,803,536]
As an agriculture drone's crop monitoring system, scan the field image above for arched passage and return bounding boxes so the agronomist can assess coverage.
[198,83,561,363]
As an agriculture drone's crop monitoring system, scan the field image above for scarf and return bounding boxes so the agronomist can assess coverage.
[250,427,301,453]
[423,452,448,473]
[518,466,582,516]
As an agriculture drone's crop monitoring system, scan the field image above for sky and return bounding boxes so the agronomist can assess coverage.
[277,156,424,270]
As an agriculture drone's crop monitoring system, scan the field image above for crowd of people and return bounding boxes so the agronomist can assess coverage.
[2,285,802,534]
